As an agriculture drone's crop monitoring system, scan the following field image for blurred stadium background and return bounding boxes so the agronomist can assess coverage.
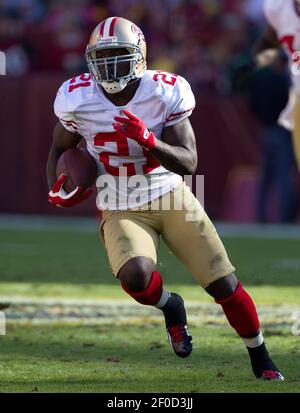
[1,0,300,393]
[1,0,299,222]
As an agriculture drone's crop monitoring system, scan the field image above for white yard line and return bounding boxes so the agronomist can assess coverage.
[1,214,300,238]
[1,299,299,327]
[0,214,98,233]
[215,222,300,239]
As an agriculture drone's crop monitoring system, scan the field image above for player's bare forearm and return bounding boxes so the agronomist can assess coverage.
[251,25,282,70]
[149,118,198,176]
[234,24,280,86]
[46,122,82,189]
[252,24,280,56]
[47,148,63,189]
[149,139,197,175]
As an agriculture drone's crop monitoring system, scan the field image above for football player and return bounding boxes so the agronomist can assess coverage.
[47,17,284,381]
[247,0,300,171]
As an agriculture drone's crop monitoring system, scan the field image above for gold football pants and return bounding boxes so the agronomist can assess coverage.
[99,181,235,289]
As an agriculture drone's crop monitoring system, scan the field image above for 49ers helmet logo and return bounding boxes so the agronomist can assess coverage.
[131,24,145,42]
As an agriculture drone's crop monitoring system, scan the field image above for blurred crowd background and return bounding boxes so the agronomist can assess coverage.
[1,0,299,222]
[0,0,264,92]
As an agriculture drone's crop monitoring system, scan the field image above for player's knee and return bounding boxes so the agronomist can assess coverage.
[117,256,156,292]
[205,273,238,300]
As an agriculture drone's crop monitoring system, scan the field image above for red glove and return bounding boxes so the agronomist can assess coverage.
[113,109,156,150]
[48,174,93,208]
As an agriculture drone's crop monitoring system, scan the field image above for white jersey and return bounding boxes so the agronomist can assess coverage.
[264,0,300,129]
[54,70,195,210]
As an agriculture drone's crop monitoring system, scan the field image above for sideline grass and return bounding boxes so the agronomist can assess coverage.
[1,229,300,284]
[0,323,299,393]
[0,224,300,392]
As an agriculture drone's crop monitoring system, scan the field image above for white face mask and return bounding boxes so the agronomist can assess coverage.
[101,79,129,94]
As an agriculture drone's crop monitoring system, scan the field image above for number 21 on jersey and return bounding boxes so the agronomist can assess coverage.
[93,132,159,176]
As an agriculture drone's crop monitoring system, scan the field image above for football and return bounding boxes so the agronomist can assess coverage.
[56,147,98,193]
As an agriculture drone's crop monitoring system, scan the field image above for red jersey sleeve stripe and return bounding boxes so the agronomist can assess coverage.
[59,118,78,127]
[59,118,79,131]
[166,107,195,121]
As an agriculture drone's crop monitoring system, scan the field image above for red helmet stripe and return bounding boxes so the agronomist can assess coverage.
[99,20,105,37]
[109,17,118,36]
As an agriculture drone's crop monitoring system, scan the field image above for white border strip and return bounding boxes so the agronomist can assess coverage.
[1,215,300,238]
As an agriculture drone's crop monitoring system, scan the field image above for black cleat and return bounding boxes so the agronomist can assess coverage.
[162,293,193,358]
[247,343,284,381]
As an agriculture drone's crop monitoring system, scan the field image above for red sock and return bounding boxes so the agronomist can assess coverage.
[121,271,163,306]
[215,281,260,338]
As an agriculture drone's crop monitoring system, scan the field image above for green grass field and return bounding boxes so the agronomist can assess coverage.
[0,217,300,393]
